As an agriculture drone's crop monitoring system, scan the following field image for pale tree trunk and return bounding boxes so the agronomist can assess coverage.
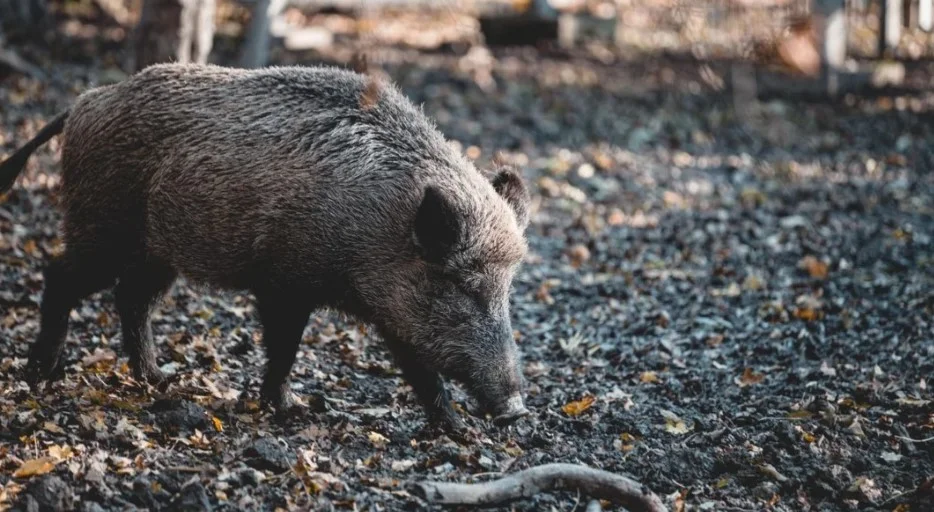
[129,0,216,72]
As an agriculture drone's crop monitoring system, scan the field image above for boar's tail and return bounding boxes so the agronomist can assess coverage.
[0,109,70,195]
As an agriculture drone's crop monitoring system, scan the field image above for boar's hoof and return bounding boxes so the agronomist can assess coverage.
[261,389,306,419]
[21,358,65,390]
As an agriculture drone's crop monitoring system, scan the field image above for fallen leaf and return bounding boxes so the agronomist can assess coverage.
[47,445,74,461]
[368,431,389,448]
[14,458,57,478]
[212,417,224,432]
[43,422,65,434]
[561,395,596,417]
[639,371,659,383]
[742,273,766,291]
[737,368,765,387]
[798,255,829,279]
[793,307,821,321]
[660,409,691,435]
[567,244,591,268]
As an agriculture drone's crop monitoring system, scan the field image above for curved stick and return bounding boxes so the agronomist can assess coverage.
[408,463,668,512]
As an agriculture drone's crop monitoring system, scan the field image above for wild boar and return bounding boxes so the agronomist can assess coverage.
[0,62,533,430]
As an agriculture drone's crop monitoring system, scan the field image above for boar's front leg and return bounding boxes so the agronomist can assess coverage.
[254,293,312,413]
[384,337,466,432]
[114,261,177,385]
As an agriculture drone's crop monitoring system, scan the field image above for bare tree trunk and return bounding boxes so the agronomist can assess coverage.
[0,0,48,39]
[239,0,288,68]
[129,0,215,72]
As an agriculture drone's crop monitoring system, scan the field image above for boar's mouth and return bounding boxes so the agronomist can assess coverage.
[489,394,530,426]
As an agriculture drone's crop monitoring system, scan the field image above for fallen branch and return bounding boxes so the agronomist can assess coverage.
[407,463,668,512]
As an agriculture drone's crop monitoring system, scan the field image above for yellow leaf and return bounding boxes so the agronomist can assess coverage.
[367,431,389,448]
[639,371,659,384]
[47,445,74,461]
[893,228,911,241]
[660,410,691,435]
[561,395,596,417]
[13,458,57,478]
[801,431,816,443]
[43,422,64,434]
[212,417,224,432]
[716,477,730,488]
[737,368,765,387]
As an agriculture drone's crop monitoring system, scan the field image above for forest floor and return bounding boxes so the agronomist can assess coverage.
[1,2,933,512]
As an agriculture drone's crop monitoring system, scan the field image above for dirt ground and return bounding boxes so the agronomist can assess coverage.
[1,2,933,512]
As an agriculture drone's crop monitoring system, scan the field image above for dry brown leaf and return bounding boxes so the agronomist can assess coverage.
[706,334,725,347]
[798,255,829,279]
[561,395,596,417]
[13,457,57,478]
[793,307,821,321]
[22,239,39,257]
[567,244,591,268]
[737,368,765,387]
[673,488,688,512]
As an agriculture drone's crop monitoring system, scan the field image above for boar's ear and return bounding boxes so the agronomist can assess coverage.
[413,185,463,263]
[491,167,531,230]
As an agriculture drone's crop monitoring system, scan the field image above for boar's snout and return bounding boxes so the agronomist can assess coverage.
[458,326,530,428]
[490,394,530,426]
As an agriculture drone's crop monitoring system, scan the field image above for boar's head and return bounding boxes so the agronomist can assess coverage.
[372,165,532,426]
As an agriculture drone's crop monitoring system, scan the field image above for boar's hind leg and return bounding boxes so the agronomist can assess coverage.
[384,338,466,432]
[255,294,311,413]
[114,261,177,385]
[24,251,118,387]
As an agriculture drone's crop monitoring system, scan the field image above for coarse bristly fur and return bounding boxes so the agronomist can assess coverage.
[0,62,533,431]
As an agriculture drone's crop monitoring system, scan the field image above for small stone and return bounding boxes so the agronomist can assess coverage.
[244,437,293,473]
[24,475,74,512]
[148,399,210,434]
[169,481,212,511]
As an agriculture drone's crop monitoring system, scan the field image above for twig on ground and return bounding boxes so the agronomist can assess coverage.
[408,462,668,512]
[895,435,934,444]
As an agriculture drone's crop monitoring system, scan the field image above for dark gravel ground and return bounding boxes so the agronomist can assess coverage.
[1,5,934,512]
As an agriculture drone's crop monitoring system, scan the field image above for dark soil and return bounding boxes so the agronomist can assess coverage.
[1,2,933,511]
